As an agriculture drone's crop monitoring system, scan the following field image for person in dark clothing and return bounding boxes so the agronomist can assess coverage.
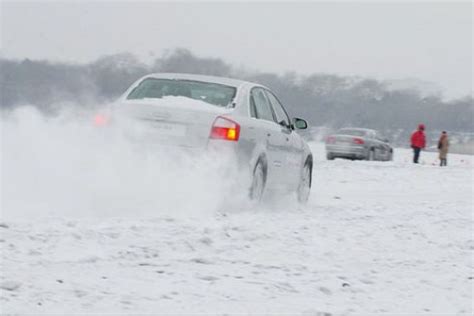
[410,124,426,163]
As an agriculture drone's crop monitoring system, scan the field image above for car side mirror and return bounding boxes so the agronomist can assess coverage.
[293,118,308,130]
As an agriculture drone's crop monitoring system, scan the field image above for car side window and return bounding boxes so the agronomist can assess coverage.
[265,90,291,128]
[250,88,275,122]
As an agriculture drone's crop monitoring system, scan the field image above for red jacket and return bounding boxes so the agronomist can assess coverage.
[411,130,426,148]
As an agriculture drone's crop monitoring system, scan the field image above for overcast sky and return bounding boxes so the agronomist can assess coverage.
[1,1,472,99]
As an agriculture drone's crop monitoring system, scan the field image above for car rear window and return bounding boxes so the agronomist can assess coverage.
[127,78,237,107]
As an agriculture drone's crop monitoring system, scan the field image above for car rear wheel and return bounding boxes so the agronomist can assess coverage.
[326,153,334,160]
[297,161,312,204]
[249,160,266,202]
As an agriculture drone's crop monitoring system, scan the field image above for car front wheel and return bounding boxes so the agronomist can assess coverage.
[297,161,312,204]
[367,149,375,161]
[249,160,266,202]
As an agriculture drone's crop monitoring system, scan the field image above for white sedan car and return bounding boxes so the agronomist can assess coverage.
[97,73,313,203]
[326,128,393,161]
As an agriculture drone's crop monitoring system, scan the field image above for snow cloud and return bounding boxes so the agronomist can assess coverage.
[1,106,245,220]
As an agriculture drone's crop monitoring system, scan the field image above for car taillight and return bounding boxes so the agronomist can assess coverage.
[326,136,336,144]
[353,138,364,145]
[210,116,240,141]
[93,113,110,127]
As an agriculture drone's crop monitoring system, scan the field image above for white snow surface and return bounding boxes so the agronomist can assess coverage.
[1,107,473,315]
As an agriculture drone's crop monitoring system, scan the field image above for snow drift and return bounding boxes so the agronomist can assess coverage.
[1,105,473,315]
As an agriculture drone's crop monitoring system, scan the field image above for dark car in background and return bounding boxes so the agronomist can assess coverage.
[325,128,393,161]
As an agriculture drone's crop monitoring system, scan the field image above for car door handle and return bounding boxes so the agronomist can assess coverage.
[267,133,271,137]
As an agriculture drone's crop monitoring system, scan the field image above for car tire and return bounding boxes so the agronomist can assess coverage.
[326,153,334,160]
[367,148,375,161]
[249,159,266,202]
[297,160,312,204]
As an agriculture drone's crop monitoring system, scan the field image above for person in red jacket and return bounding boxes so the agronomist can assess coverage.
[410,123,426,163]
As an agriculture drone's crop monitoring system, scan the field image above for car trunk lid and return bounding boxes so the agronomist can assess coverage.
[114,97,232,148]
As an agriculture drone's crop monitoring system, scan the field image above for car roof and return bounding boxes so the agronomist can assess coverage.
[143,73,258,89]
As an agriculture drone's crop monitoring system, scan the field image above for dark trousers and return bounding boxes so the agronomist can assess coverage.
[440,158,447,166]
[413,147,421,163]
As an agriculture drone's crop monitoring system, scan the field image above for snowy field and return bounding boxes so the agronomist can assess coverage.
[1,109,473,315]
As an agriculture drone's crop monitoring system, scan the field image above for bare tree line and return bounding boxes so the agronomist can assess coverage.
[1,48,472,146]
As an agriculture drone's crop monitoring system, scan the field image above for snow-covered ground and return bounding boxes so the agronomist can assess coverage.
[1,111,473,315]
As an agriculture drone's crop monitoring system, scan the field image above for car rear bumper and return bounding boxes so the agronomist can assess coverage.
[326,144,366,158]
[138,139,246,171]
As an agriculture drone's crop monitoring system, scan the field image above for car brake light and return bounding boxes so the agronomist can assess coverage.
[93,113,110,127]
[353,138,364,145]
[326,136,336,144]
[210,116,240,141]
